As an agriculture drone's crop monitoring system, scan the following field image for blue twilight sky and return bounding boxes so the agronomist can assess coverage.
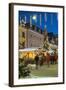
[19,11,58,34]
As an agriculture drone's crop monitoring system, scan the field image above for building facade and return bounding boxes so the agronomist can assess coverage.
[19,24,44,49]
[19,23,58,50]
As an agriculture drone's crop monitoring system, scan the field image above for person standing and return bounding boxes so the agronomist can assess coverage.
[35,54,39,69]
[46,52,50,67]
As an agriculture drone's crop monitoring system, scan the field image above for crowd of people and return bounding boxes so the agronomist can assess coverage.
[34,51,58,69]
[20,48,58,70]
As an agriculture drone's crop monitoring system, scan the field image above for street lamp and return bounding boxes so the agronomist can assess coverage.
[32,15,37,31]
[30,15,37,30]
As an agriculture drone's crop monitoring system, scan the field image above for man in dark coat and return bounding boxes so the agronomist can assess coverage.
[35,54,39,69]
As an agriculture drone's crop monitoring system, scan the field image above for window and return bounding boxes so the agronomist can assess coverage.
[22,32,25,38]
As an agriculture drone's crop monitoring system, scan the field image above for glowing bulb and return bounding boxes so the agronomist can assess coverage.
[32,15,37,20]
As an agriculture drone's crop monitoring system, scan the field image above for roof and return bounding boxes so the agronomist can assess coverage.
[19,47,39,52]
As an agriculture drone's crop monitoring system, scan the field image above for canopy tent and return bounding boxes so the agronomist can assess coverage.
[19,47,39,52]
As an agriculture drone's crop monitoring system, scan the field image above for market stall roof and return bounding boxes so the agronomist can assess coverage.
[49,44,57,49]
[19,47,39,52]
[48,50,54,54]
